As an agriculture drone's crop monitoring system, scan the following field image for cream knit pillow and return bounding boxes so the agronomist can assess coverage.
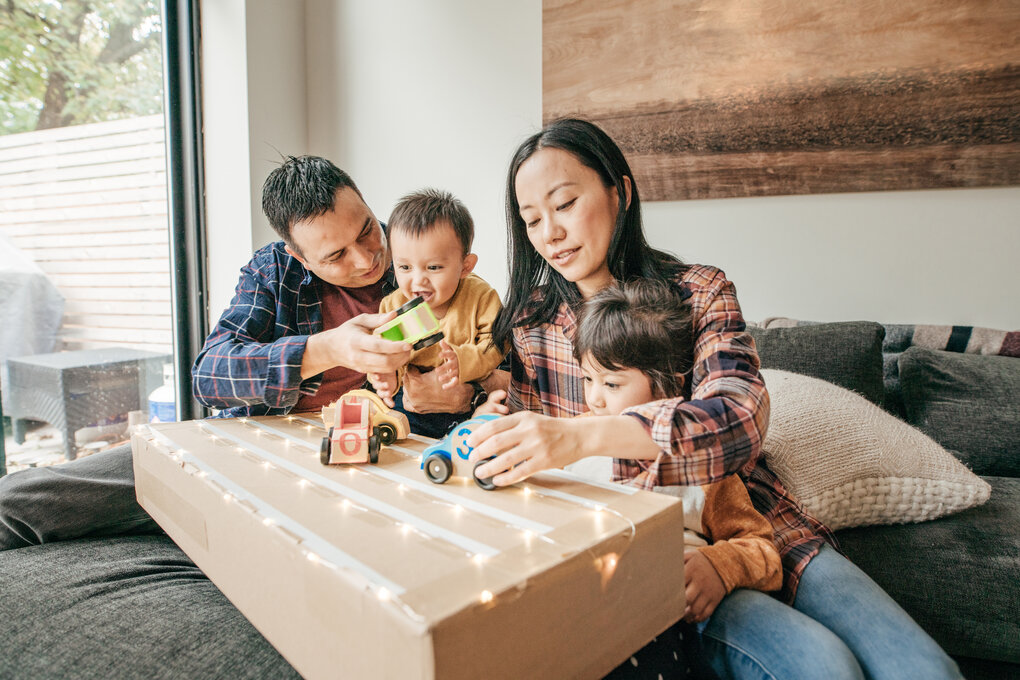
[761,369,991,530]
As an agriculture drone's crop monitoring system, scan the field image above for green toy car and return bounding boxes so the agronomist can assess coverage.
[375,295,444,351]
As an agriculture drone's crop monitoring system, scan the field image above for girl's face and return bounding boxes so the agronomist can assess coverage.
[580,353,655,416]
[515,147,625,299]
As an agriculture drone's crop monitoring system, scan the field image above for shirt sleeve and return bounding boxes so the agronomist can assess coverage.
[192,260,311,411]
[449,286,507,384]
[507,329,545,414]
[618,268,770,487]
[696,476,783,594]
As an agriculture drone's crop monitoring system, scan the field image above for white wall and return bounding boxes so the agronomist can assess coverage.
[205,0,1019,331]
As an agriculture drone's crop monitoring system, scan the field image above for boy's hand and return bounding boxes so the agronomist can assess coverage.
[368,371,399,407]
[435,340,460,389]
[683,550,727,624]
[472,389,509,417]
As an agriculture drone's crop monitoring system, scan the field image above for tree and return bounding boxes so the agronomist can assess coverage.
[0,0,162,135]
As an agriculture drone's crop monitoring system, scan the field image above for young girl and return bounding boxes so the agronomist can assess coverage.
[468,118,960,679]
[573,278,783,629]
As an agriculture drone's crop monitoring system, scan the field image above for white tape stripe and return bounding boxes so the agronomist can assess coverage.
[199,422,499,556]
[523,484,608,510]
[406,433,434,445]
[145,433,405,595]
[540,468,638,495]
[388,443,424,458]
[245,418,323,447]
[289,415,322,428]
[246,422,554,535]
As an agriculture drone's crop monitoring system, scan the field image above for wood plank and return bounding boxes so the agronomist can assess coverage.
[24,244,171,261]
[0,172,166,200]
[15,230,169,249]
[59,339,172,354]
[2,185,168,212]
[0,202,167,225]
[48,272,171,288]
[64,299,173,316]
[63,313,172,329]
[59,325,172,345]
[0,215,170,237]
[0,128,164,163]
[59,286,171,302]
[39,258,170,275]
[0,142,167,177]
[0,156,166,187]
[0,115,163,150]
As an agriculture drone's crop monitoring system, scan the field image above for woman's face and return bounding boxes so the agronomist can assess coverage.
[515,147,622,299]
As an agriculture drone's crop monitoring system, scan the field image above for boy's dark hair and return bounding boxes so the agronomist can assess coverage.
[572,279,694,399]
[387,188,474,255]
[261,155,362,248]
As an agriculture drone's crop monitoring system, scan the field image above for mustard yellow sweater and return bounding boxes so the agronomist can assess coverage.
[380,274,505,385]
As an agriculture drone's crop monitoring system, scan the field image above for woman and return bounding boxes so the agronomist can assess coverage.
[468,119,960,680]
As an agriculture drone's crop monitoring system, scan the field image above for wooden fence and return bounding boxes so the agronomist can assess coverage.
[0,115,173,354]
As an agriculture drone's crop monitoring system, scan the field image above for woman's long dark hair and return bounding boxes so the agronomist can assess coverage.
[492,118,685,351]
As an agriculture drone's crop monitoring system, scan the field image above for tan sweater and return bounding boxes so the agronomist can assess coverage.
[656,475,783,594]
[380,273,505,385]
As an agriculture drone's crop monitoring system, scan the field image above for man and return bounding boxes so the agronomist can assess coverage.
[0,156,491,549]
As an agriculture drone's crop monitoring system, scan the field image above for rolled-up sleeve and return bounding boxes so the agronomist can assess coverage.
[617,268,769,488]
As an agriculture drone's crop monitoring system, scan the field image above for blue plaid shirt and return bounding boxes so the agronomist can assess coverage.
[192,241,394,417]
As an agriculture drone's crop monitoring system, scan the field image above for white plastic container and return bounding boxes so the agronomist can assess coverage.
[148,363,177,423]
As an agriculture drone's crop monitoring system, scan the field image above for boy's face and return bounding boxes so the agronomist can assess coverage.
[580,353,655,416]
[286,187,388,288]
[390,220,477,318]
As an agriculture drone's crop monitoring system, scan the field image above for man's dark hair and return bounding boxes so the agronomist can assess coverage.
[261,155,361,247]
[387,188,474,255]
[572,279,694,399]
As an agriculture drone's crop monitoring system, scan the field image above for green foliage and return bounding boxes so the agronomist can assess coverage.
[0,0,163,135]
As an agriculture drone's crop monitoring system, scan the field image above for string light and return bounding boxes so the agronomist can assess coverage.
[479,590,493,604]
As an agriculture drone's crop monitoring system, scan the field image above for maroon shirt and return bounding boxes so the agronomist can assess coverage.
[293,277,385,413]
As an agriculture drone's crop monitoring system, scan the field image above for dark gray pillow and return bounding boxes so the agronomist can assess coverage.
[899,346,1020,477]
[748,321,886,405]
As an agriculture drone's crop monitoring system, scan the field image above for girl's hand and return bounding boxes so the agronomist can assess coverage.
[367,371,398,407]
[466,412,586,486]
[682,550,726,624]
[472,389,509,417]
[435,340,460,389]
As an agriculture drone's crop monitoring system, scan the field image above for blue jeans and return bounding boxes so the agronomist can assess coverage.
[391,388,469,439]
[693,545,961,680]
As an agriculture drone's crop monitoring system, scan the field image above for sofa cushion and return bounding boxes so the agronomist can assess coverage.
[899,347,1020,478]
[836,475,1020,665]
[761,369,991,530]
[748,321,886,405]
[0,535,300,680]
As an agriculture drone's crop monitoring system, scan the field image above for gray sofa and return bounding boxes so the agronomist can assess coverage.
[1,319,1016,679]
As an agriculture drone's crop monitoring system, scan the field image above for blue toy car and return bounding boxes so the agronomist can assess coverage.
[420,414,500,490]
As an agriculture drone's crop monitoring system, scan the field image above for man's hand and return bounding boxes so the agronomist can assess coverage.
[682,550,727,624]
[434,340,461,389]
[368,371,399,407]
[402,365,473,413]
[302,311,410,380]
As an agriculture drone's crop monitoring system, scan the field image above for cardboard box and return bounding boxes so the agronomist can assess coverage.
[132,416,685,679]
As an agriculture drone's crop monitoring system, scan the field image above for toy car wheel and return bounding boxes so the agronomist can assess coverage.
[423,453,452,484]
[320,427,335,465]
[377,422,398,446]
[368,429,381,464]
[413,331,444,352]
[473,459,497,490]
[394,295,424,316]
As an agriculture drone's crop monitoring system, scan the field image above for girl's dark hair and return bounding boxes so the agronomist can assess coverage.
[492,118,684,350]
[262,155,362,249]
[572,279,694,399]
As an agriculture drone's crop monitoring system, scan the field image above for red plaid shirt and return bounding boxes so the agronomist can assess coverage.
[507,264,835,602]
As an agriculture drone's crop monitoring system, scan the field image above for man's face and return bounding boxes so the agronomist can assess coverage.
[286,187,388,288]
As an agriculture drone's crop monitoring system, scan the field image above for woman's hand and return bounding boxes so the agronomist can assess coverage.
[467,412,661,486]
[682,550,726,624]
[466,412,588,486]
